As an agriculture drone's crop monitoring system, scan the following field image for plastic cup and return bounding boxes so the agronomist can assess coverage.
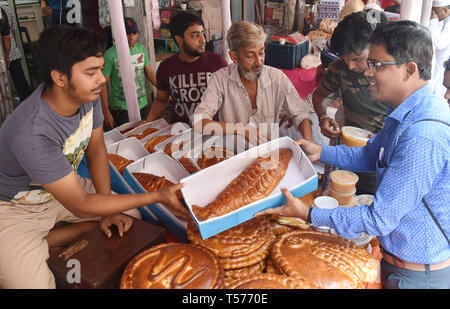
[329,188,356,206]
[314,196,338,209]
[313,196,338,232]
[181,3,187,10]
[342,126,373,147]
[355,194,374,206]
[329,170,359,193]
[279,38,286,45]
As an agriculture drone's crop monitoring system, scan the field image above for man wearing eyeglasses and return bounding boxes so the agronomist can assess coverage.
[257,21,450,289]
[312,11,389,195]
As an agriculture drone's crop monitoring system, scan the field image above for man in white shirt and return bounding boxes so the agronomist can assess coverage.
[429,0,450,97]
[191,21,312,145]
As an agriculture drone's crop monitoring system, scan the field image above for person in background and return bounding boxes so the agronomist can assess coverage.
[429,0,450,98]
[338,0,379,22]
[380,0,395,9]
[0,26,185,288]
[42,0,76,26]
[443,57,450,105]
[145,11,228,125]
[0,7,10,70]
[312,11,389,195]
[98,0,113,50]
[2,6,32,104]
[101,17,157,129]
[257,21,450,289]
[191,21,313,144]
[384,0,401,14]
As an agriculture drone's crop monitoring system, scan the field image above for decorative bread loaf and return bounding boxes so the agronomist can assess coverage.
[192,148,293,220]
[164,140,188,157]
[144,135,173,153]
[108,153,134,175]
[271,230,379,289]
[120,243,224,289]
[132,172,187,219]
[179,156,200,174]
[128,127,159,140]
[119,123,141,135]
[196,147,236,169]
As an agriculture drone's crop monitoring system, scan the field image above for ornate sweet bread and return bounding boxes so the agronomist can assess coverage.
[192,148,292,221]
[128,127,159,140]
[218,237,271,269]
[108,153,134,175]
[228,273,314,289]
[187,216,272,259]
[179,156,200,174]
[271,230,379,289]
[144,135,173,153]
[196,147,236,169]
[119,123,142,135]
[132,172,187,219]
[120,243,224,289]
[164,140,188,157]
[223,260,266,288]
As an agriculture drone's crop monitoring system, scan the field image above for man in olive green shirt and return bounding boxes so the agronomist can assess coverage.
[101,17,156,129]
[313,11,390,194]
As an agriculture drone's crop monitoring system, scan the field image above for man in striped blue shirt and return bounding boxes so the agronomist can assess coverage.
[257,21,450,289]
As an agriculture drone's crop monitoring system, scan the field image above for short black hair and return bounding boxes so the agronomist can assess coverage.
[445,57,450,71]
[330,10,389,57]
[168,11,204,46]
[36,26,105,87]
[369,20,433,80]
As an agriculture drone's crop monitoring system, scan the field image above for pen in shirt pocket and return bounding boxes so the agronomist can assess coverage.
[378,147,386,168]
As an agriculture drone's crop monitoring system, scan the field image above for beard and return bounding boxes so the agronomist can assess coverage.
[241,66,262,81]
[183,41,205,57]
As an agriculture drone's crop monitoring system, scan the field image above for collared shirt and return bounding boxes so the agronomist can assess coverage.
[313,84,450,264]
[2,6,21,61]
[191,63,310,130]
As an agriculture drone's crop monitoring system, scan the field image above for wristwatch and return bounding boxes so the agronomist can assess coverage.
[306,207,313,224]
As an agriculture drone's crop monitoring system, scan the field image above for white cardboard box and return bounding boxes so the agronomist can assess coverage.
[180,136,318,239]
[123,118,169,140]
[139,122,191,146]
[173,134,253,174]
[104,129,125,146]
[123,152,190,242]
[106,138,159,223]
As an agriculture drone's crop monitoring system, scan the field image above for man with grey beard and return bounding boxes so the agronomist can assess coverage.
[191,21,313,144]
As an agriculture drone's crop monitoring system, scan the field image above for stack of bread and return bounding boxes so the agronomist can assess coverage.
[187,216,274,287]
[307,18,338,42]
[328,170,359,206]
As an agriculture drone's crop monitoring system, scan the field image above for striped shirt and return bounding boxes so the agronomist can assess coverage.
[313,84,450,264]
[191,63,310,130]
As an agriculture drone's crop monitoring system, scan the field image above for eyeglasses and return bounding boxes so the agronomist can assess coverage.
[366,59,405,71]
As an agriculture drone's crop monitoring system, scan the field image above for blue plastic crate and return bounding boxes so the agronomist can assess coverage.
[265,39,309,70]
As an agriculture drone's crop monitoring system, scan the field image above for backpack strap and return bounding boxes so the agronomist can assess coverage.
[402,119,450,246]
